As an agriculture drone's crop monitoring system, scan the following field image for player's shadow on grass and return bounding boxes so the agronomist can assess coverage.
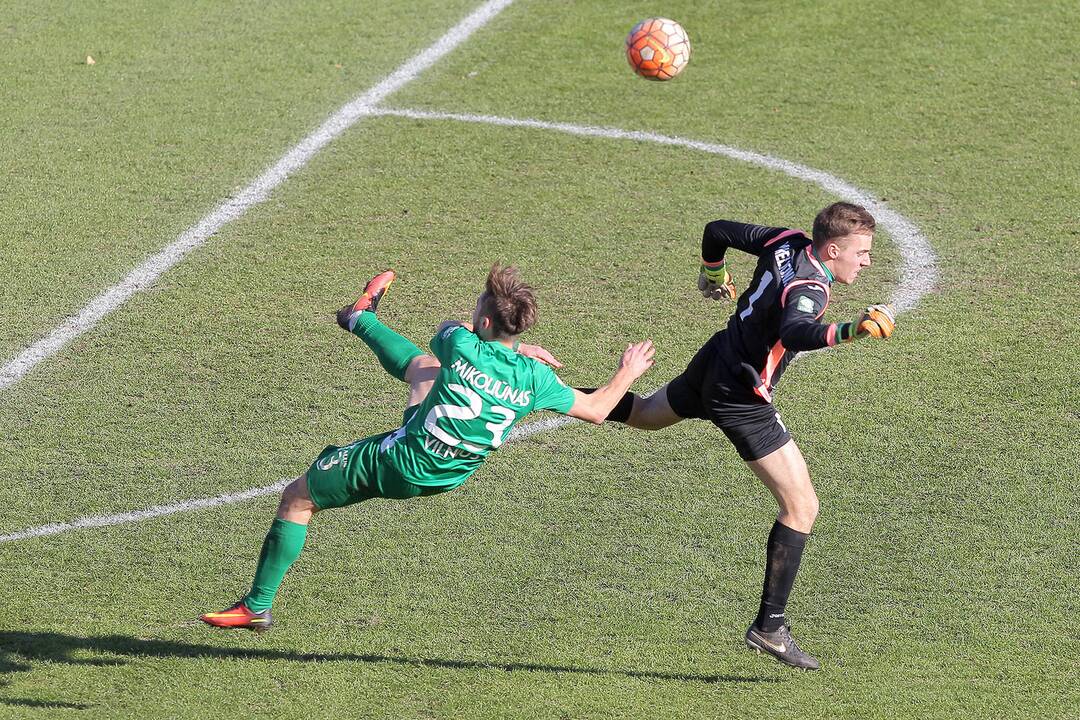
[0,697,94,710]
[0,630,778,697]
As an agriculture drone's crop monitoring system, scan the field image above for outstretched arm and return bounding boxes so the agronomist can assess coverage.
[566,341,655,424]
[779,286,896,350]
[702,220,796,262]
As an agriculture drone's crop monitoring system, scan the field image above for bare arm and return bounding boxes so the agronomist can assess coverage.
[516,342,563,368]
[566,341,655,424]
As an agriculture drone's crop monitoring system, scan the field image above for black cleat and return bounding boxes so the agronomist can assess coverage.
[745,623,820,670]
[336,270,396,330]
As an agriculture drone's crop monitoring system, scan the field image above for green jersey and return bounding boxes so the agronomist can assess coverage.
[381,325,575,488]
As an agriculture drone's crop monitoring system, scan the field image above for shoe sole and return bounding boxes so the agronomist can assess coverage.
[199,615,273,632]
[201,621,272,632]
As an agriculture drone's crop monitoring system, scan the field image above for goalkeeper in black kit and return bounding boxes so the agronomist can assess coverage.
[585,202,896,670]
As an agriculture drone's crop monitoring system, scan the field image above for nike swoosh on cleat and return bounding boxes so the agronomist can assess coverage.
[752,634,786,654]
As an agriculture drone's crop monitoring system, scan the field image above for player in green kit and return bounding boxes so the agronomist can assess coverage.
[201,265,655,630]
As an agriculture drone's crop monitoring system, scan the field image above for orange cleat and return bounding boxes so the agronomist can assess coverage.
[199,600,273,631]
[336,269,396,330]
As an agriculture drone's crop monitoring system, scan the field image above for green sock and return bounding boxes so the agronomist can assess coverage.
[350,311,424,382]
[243,518,308,612]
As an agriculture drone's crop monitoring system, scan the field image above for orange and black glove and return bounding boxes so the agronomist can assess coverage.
[839,304,896,341]
[857,304,896,339]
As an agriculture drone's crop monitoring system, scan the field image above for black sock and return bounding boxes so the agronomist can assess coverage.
[754,520,809,632]
[574,388,636,423]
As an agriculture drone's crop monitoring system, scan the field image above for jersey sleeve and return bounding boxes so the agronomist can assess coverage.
[778,282,837,351]
[430,324,479,364]
[531,363,576,414]
[702,220,807,263]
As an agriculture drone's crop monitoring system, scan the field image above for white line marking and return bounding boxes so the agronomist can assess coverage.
[0,480,292,545]
[368,107,938,312]
[507,414,576,441]
[0,416,576,544]
[1,104,940,545]
[0,0,517,393]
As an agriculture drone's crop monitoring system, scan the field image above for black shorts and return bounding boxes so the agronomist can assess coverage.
[665,340,791,462]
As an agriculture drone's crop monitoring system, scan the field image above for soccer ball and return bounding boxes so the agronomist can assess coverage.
[625,17,691,81]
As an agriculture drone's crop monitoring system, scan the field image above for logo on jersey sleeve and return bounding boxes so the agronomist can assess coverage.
[796,295,816,314]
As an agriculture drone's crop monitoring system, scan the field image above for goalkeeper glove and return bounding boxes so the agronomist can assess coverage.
[698,260,737,300]
[858,304,897,339]
[838,304,896,341]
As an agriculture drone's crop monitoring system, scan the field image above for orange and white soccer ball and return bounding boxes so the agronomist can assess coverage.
[625,17,691,81]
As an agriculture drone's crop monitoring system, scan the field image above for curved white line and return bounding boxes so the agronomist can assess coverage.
[368,107,938,312]
[1,105,939,544]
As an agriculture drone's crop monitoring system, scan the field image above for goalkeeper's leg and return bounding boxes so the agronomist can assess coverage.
[576,340,711,428]
[744,439,821,669]
[574,383,686,429]
[625,386,685,429]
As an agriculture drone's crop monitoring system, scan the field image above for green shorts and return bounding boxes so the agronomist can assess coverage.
[305,406,455,509]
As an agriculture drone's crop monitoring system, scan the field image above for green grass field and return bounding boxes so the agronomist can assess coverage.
[1,0,1077,717]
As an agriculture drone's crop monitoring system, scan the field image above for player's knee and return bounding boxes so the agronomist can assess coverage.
[625,405,654,429]
[797,493,820,528]
[405,354,440,383]
[627,393,678,430]
[410,354,440,371]
[781,491,819,530]
[278,477,316,515]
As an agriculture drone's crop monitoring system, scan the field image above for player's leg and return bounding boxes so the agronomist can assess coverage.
[574,338,714,428]
[242,476,318,611]
[748,439,819,533]
[201,425,400,631]
[624,383,685,430]
[626,339,715,428]
[743,438,821,670]
[200,475,318,631]
[572,385,685,427]
[404,354,441,407]
[703,389,820,669]
[337,270,426,383]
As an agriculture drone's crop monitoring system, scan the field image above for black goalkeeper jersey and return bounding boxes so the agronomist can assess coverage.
[702,220,844,402]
